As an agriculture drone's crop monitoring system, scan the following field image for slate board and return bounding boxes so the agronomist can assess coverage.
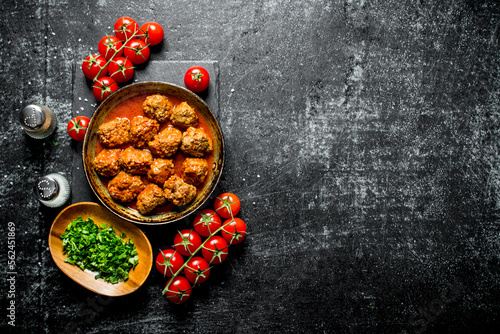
[70,60,220,204]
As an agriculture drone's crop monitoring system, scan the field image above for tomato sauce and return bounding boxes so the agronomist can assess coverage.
[96,94,215,214]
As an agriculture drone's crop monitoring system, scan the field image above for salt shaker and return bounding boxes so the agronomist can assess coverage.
[19,104,57,139]
[34,173,71,208]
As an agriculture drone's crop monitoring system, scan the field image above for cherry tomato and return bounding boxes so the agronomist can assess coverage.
[123,39,150,65]
[66,116,90,141]
[193,209,222,237]
[92,76,119,102]
[114,16,139,41]
[184,66,210,93]
[173,229,202,257]
[202,236,228,265]
[81,53,108,80]
[221,218,247,245]
[139,22,164,46]
[155,249,184,277]
[108,56,134,83]
[184,257,211,285]
[98,35,123,60]
[214,193,241,219]
[164,276,192,304]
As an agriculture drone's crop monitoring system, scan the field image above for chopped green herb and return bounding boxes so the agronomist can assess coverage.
[60,216,139,284]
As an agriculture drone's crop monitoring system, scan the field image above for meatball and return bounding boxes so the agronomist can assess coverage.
[119,146,153,174]
[148,126,182,157]
[137,184,167,215]
[93,148,122,177]
[180,127,213,157]
[142,94,173,123]
[171,101,198,129]
[107,171,145,202]
[97,118,131,148]
[163,175,197,206]
[130,116,159,147]
[147,158,175,185]
[181,158,208,186]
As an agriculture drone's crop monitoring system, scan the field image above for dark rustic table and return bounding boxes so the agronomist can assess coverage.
[2,1,500,333]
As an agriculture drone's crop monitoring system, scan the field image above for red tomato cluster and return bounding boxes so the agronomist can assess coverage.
[81,16,164,103]
[158,193,247,304]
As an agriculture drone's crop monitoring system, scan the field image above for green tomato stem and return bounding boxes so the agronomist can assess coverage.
[92,31,140,82]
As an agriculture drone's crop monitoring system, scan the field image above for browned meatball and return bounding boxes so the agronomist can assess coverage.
[142,94,173,123]
[137,184,167,215]
[171,102,198,129]
[97,118,131,148]
[107,171,145,202]
[119,146,153,174]
[147,158,175,185]
[93,148,122,177]
[163,175,196,206]
[148,126,182,157]
[181,158,208,186]
[130,116,159,147]
[180,127,213,157]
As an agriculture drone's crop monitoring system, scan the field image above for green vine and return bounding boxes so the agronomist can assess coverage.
[92,30,143,82]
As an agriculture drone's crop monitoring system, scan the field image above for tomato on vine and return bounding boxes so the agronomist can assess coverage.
[164,276,192,304]
[184,257,211,285]
[184,66,210,93]
[108,56,134,83]
[67,116,90,141]
[173,229,202,257]
[124,39,150,65]
[92,76,119,102]
[114,16,139,41]
[155,249,184,277]
[139,22,164,46]
[221,218,247,245]
[202,236,229,265]
[214,193,241,218]
[98,35,123,60]
[81,53,108,80]
[193,209,222,237]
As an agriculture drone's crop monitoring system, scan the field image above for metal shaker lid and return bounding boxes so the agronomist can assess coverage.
[35,175,59,201]
[20,104,45,130]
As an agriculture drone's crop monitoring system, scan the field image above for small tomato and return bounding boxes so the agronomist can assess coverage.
[67,116,90,141]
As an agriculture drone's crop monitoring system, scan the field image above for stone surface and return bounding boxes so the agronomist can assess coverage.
[1,0,500,333]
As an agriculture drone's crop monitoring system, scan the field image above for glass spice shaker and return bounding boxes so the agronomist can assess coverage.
[19,104,57,139]
[34,173,71,208]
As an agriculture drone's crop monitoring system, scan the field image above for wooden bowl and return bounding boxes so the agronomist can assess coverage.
[82,81,224,225]
[48,202,152,296]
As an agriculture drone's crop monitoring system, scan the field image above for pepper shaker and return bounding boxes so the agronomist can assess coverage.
[19,104,57,139]
[34,173,71,208]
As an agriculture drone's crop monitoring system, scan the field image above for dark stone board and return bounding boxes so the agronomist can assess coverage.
[70,60,220,204]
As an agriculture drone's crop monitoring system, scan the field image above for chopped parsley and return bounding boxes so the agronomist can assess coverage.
[60,216,139,284]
